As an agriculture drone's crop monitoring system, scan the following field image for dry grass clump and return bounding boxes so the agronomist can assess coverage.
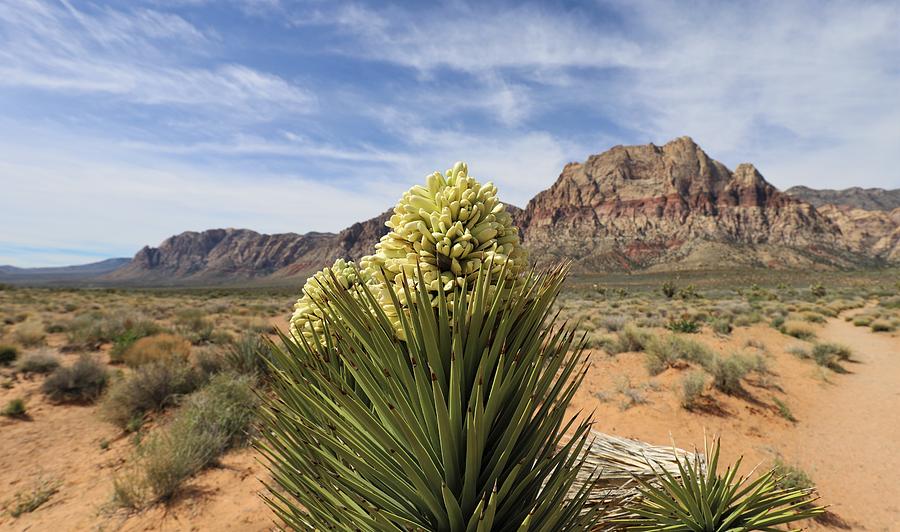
[113,374,257,507]
[711,355,750,395]
[4,477,60,517]
[120,333,191,368]
[870,319,895,332]
[41,355,108,403]
[101,360,204,429]
[680,371,707,409]
[644,334,714,375]
[781,320,816,340]
[16,349,60,374]
[607,324,652,354]
[13,321,46,348]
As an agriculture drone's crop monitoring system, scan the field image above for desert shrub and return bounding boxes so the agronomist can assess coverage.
[610,324,652,353]
[645,334,714,375]
[801,311,827,324]
[770,314,786,329]
[773,460,814,491]
[65,313,125,350]
[175,309,214,345]
[41,355,108,403]
[191,346,227,379]
[810,283,826,298]
[871,319,895,332]
[0,344,18,365]
[2,398,26,417]
[120,333,191,368]
[599,315,627,332]
[710,317,733,335]
[101,360,203,429]
[782,320,816,340]
[223,333,270,377]
[712,356,749,395]
[13,321,46,348]
[851,315,873,327]
[44,321,68,333]
[811,342,852,371]
[16,350,60,374]
[113,374,257,505]
[661,280,677,298]
[787,344,810,359]
[617,438,822,530]
[680,371,706,409]
[665,317,700,334]
[109,319,164,361]
[678,284,699,299]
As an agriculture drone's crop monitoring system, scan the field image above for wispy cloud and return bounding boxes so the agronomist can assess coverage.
[0,0,313,116]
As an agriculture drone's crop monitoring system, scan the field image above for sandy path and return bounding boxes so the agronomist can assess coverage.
[784,316,900,531]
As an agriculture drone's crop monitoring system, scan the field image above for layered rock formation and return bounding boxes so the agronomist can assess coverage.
[516,137,855,271]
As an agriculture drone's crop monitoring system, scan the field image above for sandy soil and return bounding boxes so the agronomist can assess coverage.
[1,312,897,531]
[567,313,900,531]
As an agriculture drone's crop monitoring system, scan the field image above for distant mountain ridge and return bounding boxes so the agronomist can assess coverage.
[7,137,898,286]
[0,258,130,284]
[785,186,900,211]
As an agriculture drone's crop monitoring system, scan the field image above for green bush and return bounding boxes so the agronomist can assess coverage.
[810,283,826,298]
[2,398,26,417]
[665,317,700,334]
[175,309,215,345]
[223,333,270,377]
[0,344,18,365]
[617,438,822,530]
[101,360,203,429]
[109,319,164,361]
[661,280,677,299]
[16,350,60,374]
[852,315,873,327]
[41,355,108,403]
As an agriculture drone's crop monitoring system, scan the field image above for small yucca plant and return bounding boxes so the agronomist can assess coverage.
[615,437,824,531]
[259,261,601,530]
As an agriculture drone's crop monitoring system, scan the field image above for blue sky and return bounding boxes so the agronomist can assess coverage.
[1,0,899,266]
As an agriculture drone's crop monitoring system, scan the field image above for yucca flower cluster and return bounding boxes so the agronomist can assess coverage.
[290,162,526,340]
[288,258,367,343]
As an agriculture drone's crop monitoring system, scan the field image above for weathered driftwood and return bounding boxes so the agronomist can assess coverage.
[570,431,706,527]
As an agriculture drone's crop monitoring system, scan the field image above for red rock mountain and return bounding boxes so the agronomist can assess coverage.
[101,137,895,285]
[516,137,855,271]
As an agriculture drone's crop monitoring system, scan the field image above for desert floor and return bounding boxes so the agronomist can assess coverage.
[1,280,898,531]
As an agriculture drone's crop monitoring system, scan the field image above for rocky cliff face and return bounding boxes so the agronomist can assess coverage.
[815,205,900,263]
[517,137,854,270]
[785,186,900,211]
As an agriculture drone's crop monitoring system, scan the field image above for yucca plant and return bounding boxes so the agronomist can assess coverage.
[614,437,824,531]
[258,259,601,530]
